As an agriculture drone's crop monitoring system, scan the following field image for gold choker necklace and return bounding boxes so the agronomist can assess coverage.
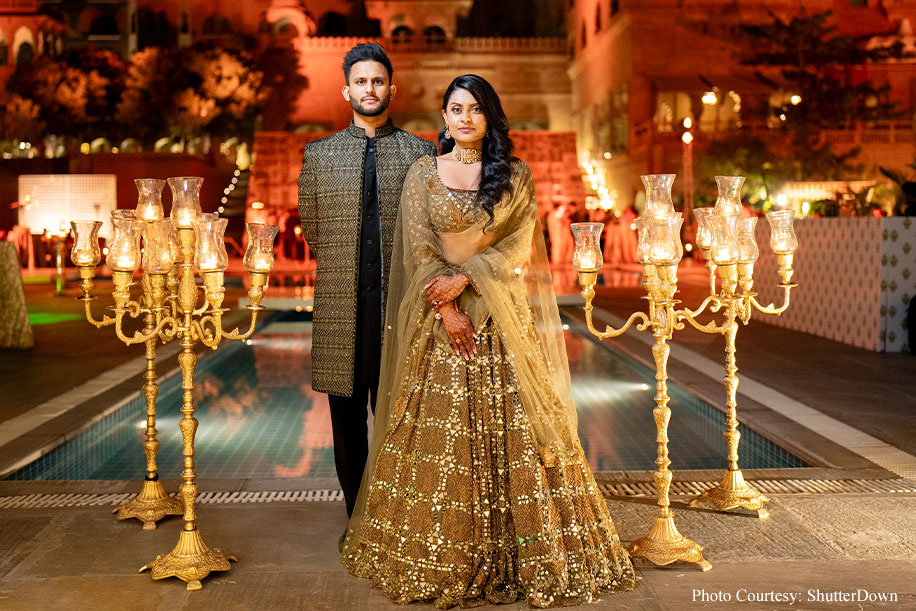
[453,147,482,164]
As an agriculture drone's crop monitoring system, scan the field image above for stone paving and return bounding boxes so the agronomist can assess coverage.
[1,494,914,610]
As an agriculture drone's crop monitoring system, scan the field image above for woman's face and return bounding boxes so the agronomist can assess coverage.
[442,88,487,148]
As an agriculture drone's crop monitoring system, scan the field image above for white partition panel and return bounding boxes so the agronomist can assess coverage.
[755,217,916,353]
[18,174,117,239]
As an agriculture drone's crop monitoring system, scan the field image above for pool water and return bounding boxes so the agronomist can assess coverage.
[5,311,805,481]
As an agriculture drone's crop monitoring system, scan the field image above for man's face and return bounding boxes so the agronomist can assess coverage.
[342,61,395,118]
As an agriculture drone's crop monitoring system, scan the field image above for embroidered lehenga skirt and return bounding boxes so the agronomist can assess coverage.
[342,321,637,608]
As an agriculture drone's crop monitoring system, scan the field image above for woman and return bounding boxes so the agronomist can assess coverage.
[342,75,636,608]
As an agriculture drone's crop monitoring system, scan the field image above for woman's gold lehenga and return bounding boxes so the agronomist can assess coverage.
[342,156,636,608]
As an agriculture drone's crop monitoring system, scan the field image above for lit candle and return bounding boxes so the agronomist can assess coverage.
[651,242,674,263]
[765,210,798,255]
[693,208,713,250]
[138,205,161,222]
[116,253,138,270]
[174,208,196,228]
[647,216,683,265]
[570,222,604,272]
[198,252,219,270]
[713,245,731,263]
[71,220,103,267]
[248,251,273,272]
[243,223,280,273]
[75,250,96,266]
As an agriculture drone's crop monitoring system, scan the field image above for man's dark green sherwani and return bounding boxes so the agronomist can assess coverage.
[297,120,436,397]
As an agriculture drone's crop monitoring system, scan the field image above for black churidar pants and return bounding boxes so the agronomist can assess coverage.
[328,286,381,518]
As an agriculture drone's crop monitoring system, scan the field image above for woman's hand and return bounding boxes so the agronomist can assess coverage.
[437,302,476,360]
[425,274,469,307]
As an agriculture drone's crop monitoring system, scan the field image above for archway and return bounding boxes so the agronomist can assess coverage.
[391,25,413,45]
[423,26,446,45]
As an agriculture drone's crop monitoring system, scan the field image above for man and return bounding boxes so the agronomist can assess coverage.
[297,43,436,523]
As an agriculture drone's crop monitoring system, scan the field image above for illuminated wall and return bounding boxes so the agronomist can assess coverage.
[18,174,116,238]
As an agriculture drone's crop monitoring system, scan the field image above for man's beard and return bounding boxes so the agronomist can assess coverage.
[351,94,390,117]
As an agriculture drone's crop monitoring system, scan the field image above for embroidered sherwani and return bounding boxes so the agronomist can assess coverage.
[297,121,436,397]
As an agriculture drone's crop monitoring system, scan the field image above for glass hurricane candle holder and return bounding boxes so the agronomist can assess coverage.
[707,214,740,266]
[693,207,714,251]
[736,217,759,264]
[647,215,683,266]
[635,217,651,264]
[642,174,676,219]
[765,210,798,254]
[194,214,228,272]
[108,212,144,273]
[143,219,176,274]
[713,176,745,217]
[570,222,604,272]
[70,220,103,267]
[243,223,280,273]
[168,176,203,229]
[166,222,182,261]
[136,178,166,222]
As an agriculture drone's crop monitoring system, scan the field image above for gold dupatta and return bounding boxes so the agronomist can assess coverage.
[343,157,579,552]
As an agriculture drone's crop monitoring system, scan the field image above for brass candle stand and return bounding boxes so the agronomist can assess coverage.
[686,251,796,519]
[576,262,714,572]
[71,176,279,590]
[76,250,184,530]
[571,174,799,569]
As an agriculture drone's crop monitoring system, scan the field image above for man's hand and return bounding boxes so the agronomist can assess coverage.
[425,274,470,307]
[437,302,476,360]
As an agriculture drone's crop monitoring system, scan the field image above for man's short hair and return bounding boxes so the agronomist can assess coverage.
[342,43,393,83]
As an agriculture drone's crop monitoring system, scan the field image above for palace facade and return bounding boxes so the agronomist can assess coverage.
[1,0,572,131]
[567,0,916,208]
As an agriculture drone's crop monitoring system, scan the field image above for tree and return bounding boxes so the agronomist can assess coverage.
[115,47,175,143]
[739,10,908,180]
[0,94,46,153]
[117,45,265,146]
[696,135,794,210]
[879,162,916,216]
[6,48,126,145]
[741,10,905,128]
[186,47,263,139]
[256,43,308,131]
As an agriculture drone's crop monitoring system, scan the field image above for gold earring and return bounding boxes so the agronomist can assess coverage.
[445,127,451,139]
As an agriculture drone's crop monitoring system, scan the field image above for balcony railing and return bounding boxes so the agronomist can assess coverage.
[298,36,567,55]
[632,120,915,152]
[0,0,37,12]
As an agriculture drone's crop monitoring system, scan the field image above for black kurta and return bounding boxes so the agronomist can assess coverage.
[355,136,382,390]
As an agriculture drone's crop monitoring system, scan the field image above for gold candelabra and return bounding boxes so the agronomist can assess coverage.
[571,174,798,570]
[74,194,183,531]
[685,184,798,519]
[71,176,279,590]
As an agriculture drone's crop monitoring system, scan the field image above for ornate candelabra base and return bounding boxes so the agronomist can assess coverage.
[689,469,770,519]
[628,516,712,571]
[114,478,184,530]
[140,529,237,590]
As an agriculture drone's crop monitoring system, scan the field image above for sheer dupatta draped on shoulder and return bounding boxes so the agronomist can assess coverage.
[343,157,580,551]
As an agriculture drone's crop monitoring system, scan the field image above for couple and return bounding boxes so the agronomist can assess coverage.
[298,43,636,608]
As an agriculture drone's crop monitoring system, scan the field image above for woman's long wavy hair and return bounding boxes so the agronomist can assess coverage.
[438,75,515,229]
